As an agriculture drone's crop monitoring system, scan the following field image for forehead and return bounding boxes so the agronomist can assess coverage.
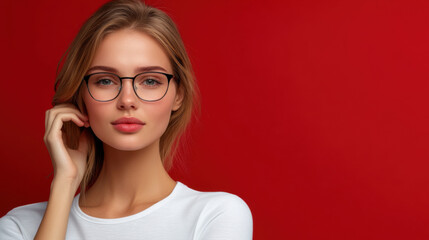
[90,29,172,74]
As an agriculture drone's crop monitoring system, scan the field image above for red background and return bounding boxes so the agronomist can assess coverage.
[1,0,429,239]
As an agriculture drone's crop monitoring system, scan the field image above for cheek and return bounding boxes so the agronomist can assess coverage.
[87,105,108,126]
[83,94,110,135]
[145,97,176,135]
[146,86,178,131]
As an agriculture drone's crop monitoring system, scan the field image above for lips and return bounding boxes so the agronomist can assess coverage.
[111,117,145,133]
[112,117,144,125]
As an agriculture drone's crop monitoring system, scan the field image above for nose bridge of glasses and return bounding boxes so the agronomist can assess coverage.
[118,77,137,96]
[120,76,135,86]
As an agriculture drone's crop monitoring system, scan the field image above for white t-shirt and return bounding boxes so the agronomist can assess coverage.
[0,182,252,240]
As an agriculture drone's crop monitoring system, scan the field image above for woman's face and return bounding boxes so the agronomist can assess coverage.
[83,29,182,151]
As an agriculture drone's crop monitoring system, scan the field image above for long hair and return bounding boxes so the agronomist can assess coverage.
[52,0,197,195]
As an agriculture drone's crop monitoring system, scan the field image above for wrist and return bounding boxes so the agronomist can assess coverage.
[51,177,80,195]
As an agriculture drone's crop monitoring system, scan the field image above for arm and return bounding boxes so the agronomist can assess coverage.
[34,104,90,240]
[34,179,78,239]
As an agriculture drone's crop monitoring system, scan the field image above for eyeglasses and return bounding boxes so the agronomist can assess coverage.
[83,72,175,102]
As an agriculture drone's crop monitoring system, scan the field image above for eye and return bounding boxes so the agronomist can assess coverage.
[89,74,120,87]
[142,78,160,86]
[97,79,114,85]
[135,73,166,89]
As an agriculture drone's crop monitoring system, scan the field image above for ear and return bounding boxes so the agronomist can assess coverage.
[172,85,184,111]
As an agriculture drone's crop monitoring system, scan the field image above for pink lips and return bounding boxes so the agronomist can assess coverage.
[111,117,145,133]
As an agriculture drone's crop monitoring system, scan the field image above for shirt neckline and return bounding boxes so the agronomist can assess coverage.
[72,181,183,224]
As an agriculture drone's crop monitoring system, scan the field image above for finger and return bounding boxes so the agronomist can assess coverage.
[52,105,88,121]
[46,107,88,129]
[46,111,86,132]
[46,113,86,142]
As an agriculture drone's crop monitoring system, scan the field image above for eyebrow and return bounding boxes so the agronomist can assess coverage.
[87,65,168,74]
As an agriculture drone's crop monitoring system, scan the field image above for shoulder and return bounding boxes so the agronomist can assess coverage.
[0,202,47,240]
[198,190,252,217]
[176,182,252,214]
[176,182,253,239]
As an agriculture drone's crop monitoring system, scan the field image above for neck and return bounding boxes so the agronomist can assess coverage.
[81,140,176,207]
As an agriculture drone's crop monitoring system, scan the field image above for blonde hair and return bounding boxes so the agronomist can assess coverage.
[52,0,197,194]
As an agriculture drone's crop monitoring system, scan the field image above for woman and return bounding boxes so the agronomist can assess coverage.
[0,0,253,239]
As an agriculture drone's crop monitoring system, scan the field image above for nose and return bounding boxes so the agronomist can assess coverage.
[116,79,139,110]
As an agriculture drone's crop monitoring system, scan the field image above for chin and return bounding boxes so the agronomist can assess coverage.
[102,137,156,151]
[92,131,159,152]
[106,143,142,151]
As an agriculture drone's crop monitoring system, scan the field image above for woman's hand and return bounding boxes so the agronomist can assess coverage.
[35,104,90,240]
[44,103,90,191]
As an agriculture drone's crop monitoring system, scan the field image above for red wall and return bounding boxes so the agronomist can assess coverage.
[1,0,429,239]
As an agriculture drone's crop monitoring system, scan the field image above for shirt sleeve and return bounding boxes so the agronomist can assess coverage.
[195,194,253,240]
[0,215,25,240]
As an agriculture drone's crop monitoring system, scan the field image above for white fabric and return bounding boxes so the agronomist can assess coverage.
[0,182,252,239]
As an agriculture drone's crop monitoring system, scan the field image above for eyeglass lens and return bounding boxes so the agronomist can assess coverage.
[86,72,170,101]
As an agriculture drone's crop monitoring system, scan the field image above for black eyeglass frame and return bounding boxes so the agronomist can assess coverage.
[83,71,176,102]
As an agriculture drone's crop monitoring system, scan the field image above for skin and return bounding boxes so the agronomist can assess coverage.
[35,29,183,239]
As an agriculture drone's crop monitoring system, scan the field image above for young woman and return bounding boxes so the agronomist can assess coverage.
[0,0,253,239]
